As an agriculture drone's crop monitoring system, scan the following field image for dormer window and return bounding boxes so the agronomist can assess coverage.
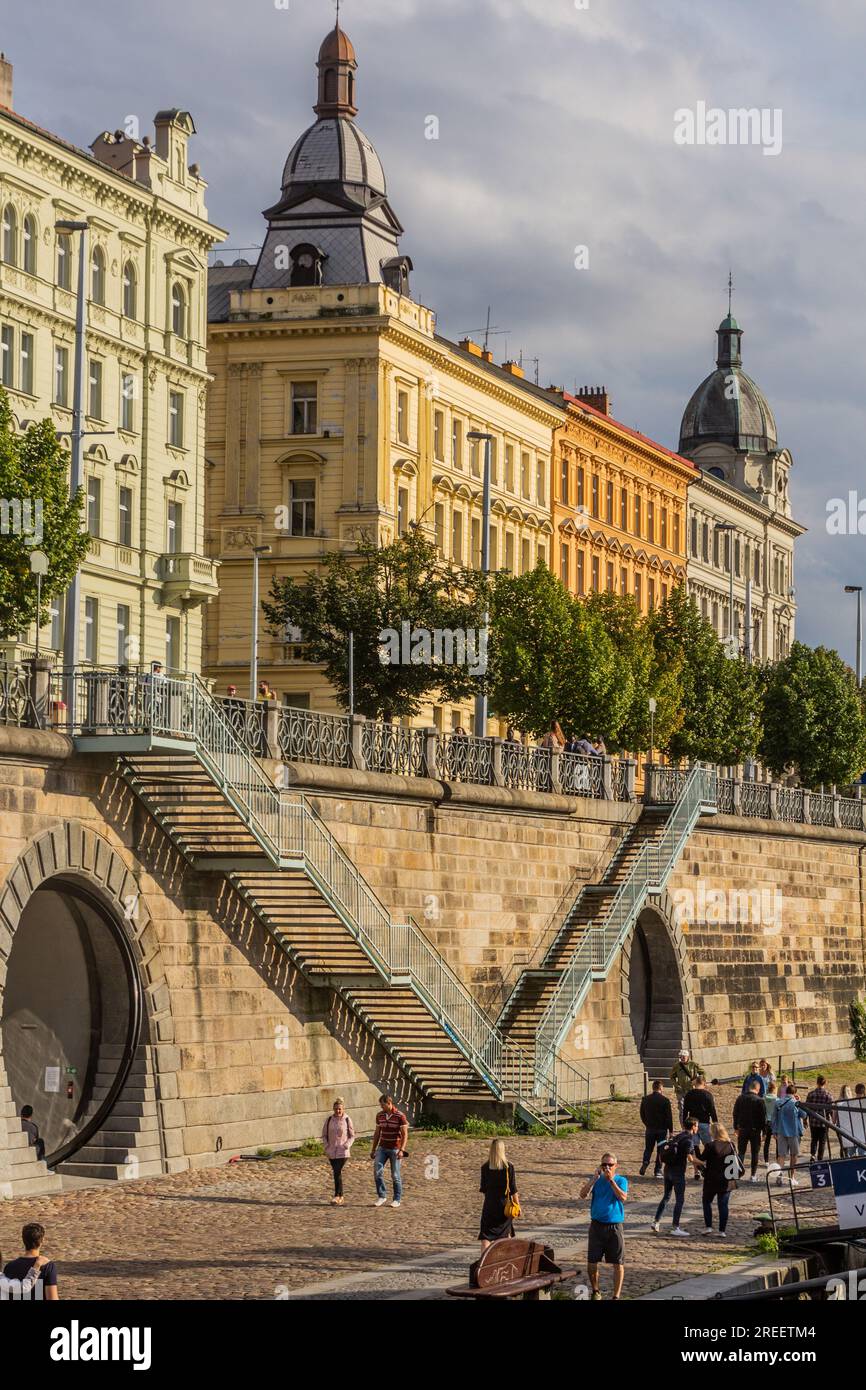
[289,243,325,287]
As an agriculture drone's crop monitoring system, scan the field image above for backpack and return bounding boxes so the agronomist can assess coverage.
[658,1135,684,1167]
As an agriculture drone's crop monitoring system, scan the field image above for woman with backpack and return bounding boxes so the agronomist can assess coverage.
[321,1098,355,1205]
[695,1122,740,1236]
[478,1138,520,1249]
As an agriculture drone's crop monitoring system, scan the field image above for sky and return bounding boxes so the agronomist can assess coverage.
[6,0,866,660]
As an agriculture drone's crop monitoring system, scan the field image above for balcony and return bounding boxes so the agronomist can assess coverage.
[157,552,220,606]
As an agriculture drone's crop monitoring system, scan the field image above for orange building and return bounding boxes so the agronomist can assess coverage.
[553,390,695,612]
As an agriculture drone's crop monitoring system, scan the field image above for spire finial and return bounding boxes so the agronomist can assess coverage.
[727,268,733,316]
[335,0,341,23]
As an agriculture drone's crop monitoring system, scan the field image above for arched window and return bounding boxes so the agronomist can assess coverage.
[707,466,725,480]
[22,214,37,273]
[91,245,106,304]
[2,204,17,264]
[324,68,337,103]
[56,233,71,289]
[122,261,137,319]
[289,243,324,287]
[171,282,187,337]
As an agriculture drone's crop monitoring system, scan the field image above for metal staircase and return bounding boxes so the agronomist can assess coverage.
[67,670,590,1130]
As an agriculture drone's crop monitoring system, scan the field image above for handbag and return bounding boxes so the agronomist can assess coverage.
[503,1164,521,1220]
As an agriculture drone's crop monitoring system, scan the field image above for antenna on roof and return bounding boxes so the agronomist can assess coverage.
[530,356,539,385]
[458,306,510,348]
[728,268,733,315]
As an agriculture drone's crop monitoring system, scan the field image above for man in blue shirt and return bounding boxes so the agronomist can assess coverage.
[579,1151,629,1300]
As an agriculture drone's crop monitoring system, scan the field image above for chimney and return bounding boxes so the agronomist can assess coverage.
[574,385,610,415]
[501,360,525,378]
[481,349,494,363]
[458,337,483,358]
[0,53,12,110]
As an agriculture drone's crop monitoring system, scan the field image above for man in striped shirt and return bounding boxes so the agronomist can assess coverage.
[371,1094,409,1208]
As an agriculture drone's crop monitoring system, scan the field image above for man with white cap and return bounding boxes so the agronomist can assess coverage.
[670,1050,705,1125]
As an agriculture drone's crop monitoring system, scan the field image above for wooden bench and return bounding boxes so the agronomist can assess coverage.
[447,1238,580,1301]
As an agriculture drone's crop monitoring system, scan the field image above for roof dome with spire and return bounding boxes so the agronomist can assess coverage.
[679,311,777,455]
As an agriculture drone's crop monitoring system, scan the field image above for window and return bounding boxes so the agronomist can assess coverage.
[121,372,136,431]
[646,500,654,544]
[577,466,585,510]
[2,204,17,264]
[56,234,71,290]
[535,460,546,506]
[470,435,480,478]
[22,214,36,274]
[434,502,445,551]
[560,456,569,505]
[396,389,409,445]
[754,547,760,582]
[19,332,33,395]
[606,480,614,524]
[561,543,569,587]
[662,583,668,604]
[167,500,183,553]
[521,452,531,499]
[489,438,498,486]
[505,443,515,491]
[661,508,668,549]
[591,475,599,518]
[54,345,69,405]
[673,514,680,554]
[735,538,741,577]
[537,542,546,567]
[591,555,600,591]
[701,522,709,562]
[397,486,409,536]
[451,509,463,563]
[521,537,531,573]
[49,597,62,652]
[606,561,614,592]
[91,245,106,304]
[84,596,98,663]
[433,410,444,460]
[471,516,481,566]
[724,533,732,572]
[169,390,184,447]
[504,530,514,572]
[577,551,585,595]
[118,486,133,547]
[288,479,315,536]
[291,380,317,435]
[712,600,719,632]
[620,487,628,531]
[452,418,463,469]
[489,523,498,567]
[166,616,181,671]
[86,477,101,536]
[690,516,698,557]
[116,604,130,666]
[122,262,137,319]
[713,528,720,568]
[634,573,642,608]
[1,325,13,386]
[171,282,187,337]
[289,243,324,287]
[634,495,642,538]
[648,577,655,610]
[88,358,103,418]
[620,566,627,596]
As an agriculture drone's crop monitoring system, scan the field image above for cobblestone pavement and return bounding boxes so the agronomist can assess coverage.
[0,1075,856,1301]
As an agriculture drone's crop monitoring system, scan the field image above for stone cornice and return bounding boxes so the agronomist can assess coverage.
[690,472,807,538]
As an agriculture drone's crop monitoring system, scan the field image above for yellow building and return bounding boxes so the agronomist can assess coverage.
[554,391,693,611]
[205,23,563,726]
[0,52,223,671]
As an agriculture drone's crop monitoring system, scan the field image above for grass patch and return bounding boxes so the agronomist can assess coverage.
[414,1112,518,1140]
[256,1139,324,1160]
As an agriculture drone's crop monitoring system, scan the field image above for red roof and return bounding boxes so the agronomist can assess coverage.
[564,391,698,474]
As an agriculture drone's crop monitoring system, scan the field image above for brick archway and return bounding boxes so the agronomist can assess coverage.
[620,892,698,1075]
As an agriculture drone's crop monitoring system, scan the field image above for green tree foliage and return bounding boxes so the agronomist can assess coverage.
[261,530,481,720]
[759,642,866,787]
[0,391,90,638]
[650,586,762,763]
[582,591,684,752]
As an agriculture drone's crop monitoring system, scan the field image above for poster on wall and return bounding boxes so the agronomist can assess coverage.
[43,1066,60,1093]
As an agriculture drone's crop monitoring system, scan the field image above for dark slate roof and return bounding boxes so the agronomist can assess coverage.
[679,366,777,454]
[208,262,254,322]
[281,118,386,197]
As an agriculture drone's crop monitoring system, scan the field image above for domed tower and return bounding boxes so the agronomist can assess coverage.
[251,21,412,293]
[678,311,791,516]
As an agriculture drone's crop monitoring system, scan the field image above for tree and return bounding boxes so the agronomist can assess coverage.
[0,391,90,639]
[760,642,866,787]
[582,591,684,753]
[650,586,762,763]
[261,530,481,720]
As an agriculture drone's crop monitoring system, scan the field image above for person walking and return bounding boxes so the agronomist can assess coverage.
[370,1093,408,1208]
[579,1151,628,1301]
[695,1123,739,1237]
[740,1060,768,1097]
[639,1080,673,1177]
[2,1223,59,1300]
[682,1076,717,1176]
[321,1098,355,1205]
[670,1051,705,1124]
[758,1058,776,1089]
[732,1082,765,1181]
[478,1138,519,1250]
[651,1118,700,1236]
[772,1084,805,1183]
[805,1076,834,1163]
[762,1082,779,1167]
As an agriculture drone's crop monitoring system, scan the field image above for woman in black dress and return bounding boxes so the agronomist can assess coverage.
[479,1138,519,1248]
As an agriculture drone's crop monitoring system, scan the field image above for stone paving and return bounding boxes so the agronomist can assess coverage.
[0,1072,859,1300]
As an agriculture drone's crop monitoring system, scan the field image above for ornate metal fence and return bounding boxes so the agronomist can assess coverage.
[776,786,805,823]
[361,722,426,777]
[559,751,603,797]
[741,780,772,818]
[810,792,836,828]
[501,743,553,792]
[277,707,352,767]
[437,732,494,784]
[220,696,266,756]
[0,664,36,727]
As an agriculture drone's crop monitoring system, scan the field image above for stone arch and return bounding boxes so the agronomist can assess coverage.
[0,822,179,1170]
[619,891,697,1078]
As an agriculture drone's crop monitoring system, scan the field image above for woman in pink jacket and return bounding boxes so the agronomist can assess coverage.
[322,1098,355,1205]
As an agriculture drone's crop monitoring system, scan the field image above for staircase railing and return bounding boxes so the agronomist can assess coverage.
[535,764,717,1068]
[65,667,590,1127]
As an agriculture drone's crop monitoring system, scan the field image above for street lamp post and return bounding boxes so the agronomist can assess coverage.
[55,220,89,703]
[467,431,493,737]
[845,585,863,687]
[250,545,272,699]
[29,550,49,660]
[715,522,736,653]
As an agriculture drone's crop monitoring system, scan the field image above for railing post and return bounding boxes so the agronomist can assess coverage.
[22,657,53,730]
[769,782,779,819]
[550,748,562,794]
[731,777,742,815]
[624,758,636,801]
[263,702,280,760]
[642,761,656,804]
[423,726,438,780]
[832,786,841,829]
[602,755,614,802]
[350,714,367,771]
[491,736,505,787]
[802,789,811,825]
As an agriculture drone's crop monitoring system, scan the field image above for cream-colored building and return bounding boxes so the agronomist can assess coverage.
[0,53,223,671]
[206,23,562,725]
